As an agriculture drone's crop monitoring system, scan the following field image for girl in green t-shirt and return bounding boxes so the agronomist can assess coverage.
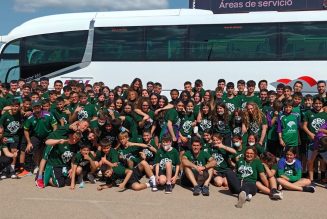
[256,152,283,200]
[225,146,268,208]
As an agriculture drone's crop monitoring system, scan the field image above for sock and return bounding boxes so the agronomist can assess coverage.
[10,165,15,173]
[19,163,25,171]
[37,173,43,180]
[146,182,150,188]
[167,181,171,185]
[150,176,156,186]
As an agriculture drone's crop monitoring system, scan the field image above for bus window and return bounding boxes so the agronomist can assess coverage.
[23,30,88,66]
[93,27,144,61]
[281,22,327,60]
[145,26,187,61]
[0,40,20,82]
[188,23,277,61]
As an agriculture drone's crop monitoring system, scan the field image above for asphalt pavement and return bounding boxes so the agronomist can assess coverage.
[0,176,326,219]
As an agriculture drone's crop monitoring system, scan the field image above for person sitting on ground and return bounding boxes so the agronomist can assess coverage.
[181,136,216,196]
[154,135,180,194]
[277,147,315,193]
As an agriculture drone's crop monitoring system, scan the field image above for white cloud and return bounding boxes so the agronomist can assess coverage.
[14,0,169,12]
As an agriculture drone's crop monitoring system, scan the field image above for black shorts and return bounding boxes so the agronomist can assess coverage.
[44,165,71,187]
[6,135,20,150]
[20,136,28,152]
[126,166,144,188]
[214,170,227,178]
[29,136,45,154]
[181,169,209,187]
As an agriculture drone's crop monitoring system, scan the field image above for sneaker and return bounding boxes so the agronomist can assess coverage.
[18,169,32,177]
[79,181,85,188]
[193,185,201,196]
[246,194,253,201]
[201,185,210,196]
[9,172,18,179]
[149,180,158,192]
[165,184,173,194]
[303,186,315,193]
[0,174,7,180]
[235,191,246,208]
[87,173,96,184]
[272,191,283,200]
[97,170,103,177]
[35,179,45,188]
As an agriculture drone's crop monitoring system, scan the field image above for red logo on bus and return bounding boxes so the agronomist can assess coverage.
[271,76,320,93]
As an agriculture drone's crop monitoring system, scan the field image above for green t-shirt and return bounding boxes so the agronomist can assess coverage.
[24,112,57,139]
[135,110,154,133]
[0,111,22,137]
[201,140,211,153]
[230,146,246,161]
[278,113,300,147]
[209,147,231,173]
[304,110,327,134]
[180,113,195,137]
[277,158,302,183]
[212,115,232,134]
[248,116,267,140]
[96,148,119,163]
[117,140,143,166]
[122,116,138,138]
[0,97,9,111]
[164,108,181,126]
[183,150,212,167]
[236,158,264,183]
[154,148,180,170]
[266,107,280,141]
[43,140,73,168]
[141,139,157,163]
[223,95,241,114]
[198,114,212,135]
[241,95,262,109]
[50,108,69,126]
[77,103,97,121]
[73,151,95,167]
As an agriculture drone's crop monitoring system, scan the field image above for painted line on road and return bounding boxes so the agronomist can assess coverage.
[23,197,159,206]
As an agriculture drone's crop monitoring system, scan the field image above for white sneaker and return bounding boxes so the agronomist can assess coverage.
[10,173,18,179]
[272,191,283,200]
[236,191,246,208]
[246,194,252,201]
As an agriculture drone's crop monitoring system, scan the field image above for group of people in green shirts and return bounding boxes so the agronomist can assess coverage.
[0,76,326,208]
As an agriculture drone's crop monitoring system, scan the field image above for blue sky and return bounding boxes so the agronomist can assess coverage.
[0,0,189,36]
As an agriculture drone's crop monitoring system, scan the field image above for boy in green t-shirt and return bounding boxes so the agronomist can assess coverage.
[96,139,133,191]
[181,136,216,196]
[70,144,97,190]
[277,100,300,156]
[155,135,180,194]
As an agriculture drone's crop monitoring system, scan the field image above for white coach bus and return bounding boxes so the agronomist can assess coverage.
[0,9,327,92]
